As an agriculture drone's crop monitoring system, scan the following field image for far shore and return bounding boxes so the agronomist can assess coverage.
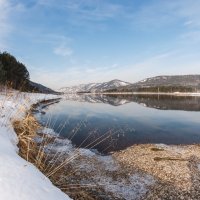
[73,92,200,96]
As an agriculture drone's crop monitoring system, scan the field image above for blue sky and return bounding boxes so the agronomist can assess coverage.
[1,0,200,89]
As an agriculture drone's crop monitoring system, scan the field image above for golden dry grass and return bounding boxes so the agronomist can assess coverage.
[13,114,47,170]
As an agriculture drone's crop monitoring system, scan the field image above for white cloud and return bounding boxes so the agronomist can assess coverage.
[54,44,73,57]
[45,35,74,57]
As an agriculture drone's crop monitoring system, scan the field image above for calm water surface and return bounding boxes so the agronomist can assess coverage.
[37,94,200,153]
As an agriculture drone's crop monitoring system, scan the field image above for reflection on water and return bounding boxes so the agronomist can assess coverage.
[63,93,200,111]
[37,94,200,153]
[105,94,200,111]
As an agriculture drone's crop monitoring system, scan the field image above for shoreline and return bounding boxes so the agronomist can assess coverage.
[76,92,200,96]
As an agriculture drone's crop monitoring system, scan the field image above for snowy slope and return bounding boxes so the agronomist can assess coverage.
[134,75,200,87]
[105,75,200,92]
[59,79,130,93]
[0,90,71,200]
[59,83,101,93]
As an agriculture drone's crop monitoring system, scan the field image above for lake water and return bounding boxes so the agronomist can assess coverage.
[37,94,200,153]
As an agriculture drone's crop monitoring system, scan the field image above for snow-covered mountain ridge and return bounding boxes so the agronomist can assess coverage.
[105,75,200,93]
[60,75,200,94]
[134,75,200,87]
[59,79,130,93]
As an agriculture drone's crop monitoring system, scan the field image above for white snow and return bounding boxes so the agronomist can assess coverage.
[41,127,58,136]
[140,79,147,83]
[98,174,154,200]
[0,90,71,200]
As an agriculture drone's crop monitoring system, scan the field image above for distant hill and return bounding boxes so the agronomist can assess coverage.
[134,75,200,87]
[107,75,200,93]
[0,52,59,94]
[59,79,130,93]
[29,81,60,94]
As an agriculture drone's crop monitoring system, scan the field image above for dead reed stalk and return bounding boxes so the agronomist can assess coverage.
[13,113,47,171]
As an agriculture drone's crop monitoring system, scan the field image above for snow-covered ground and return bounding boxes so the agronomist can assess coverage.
[43,136,155,200]
[0,90,71,200]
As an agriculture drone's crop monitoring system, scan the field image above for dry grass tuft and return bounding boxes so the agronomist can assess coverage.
[13,113,47,171]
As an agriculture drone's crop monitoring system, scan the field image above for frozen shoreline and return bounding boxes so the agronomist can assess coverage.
[0,90,71,200]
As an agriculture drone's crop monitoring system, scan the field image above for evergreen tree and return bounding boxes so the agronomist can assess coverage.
[0,52,30,90]
[0,61,6,84]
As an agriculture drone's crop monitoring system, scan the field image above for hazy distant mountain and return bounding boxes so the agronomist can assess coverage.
[59,79,130,93]
[59,83,100,93]
[60,75,200,94]
[29,81,60,94]
[134,75,200,87]
[107,75,200,93]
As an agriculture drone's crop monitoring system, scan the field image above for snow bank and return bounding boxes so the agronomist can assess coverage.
[0,91,71,200]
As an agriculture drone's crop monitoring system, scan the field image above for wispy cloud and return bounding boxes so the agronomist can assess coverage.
[54,44,73,57]
[128,0,200,31]
[175,0,200,28]
[35,0,130,31]
[52,35,73,57]
[0,0,25,50]
[0,0,11,50]
[38,0,126,20]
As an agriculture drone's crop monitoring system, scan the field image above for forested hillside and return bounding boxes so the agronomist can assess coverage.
[0,52,30,90]
[0,52,58,94]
